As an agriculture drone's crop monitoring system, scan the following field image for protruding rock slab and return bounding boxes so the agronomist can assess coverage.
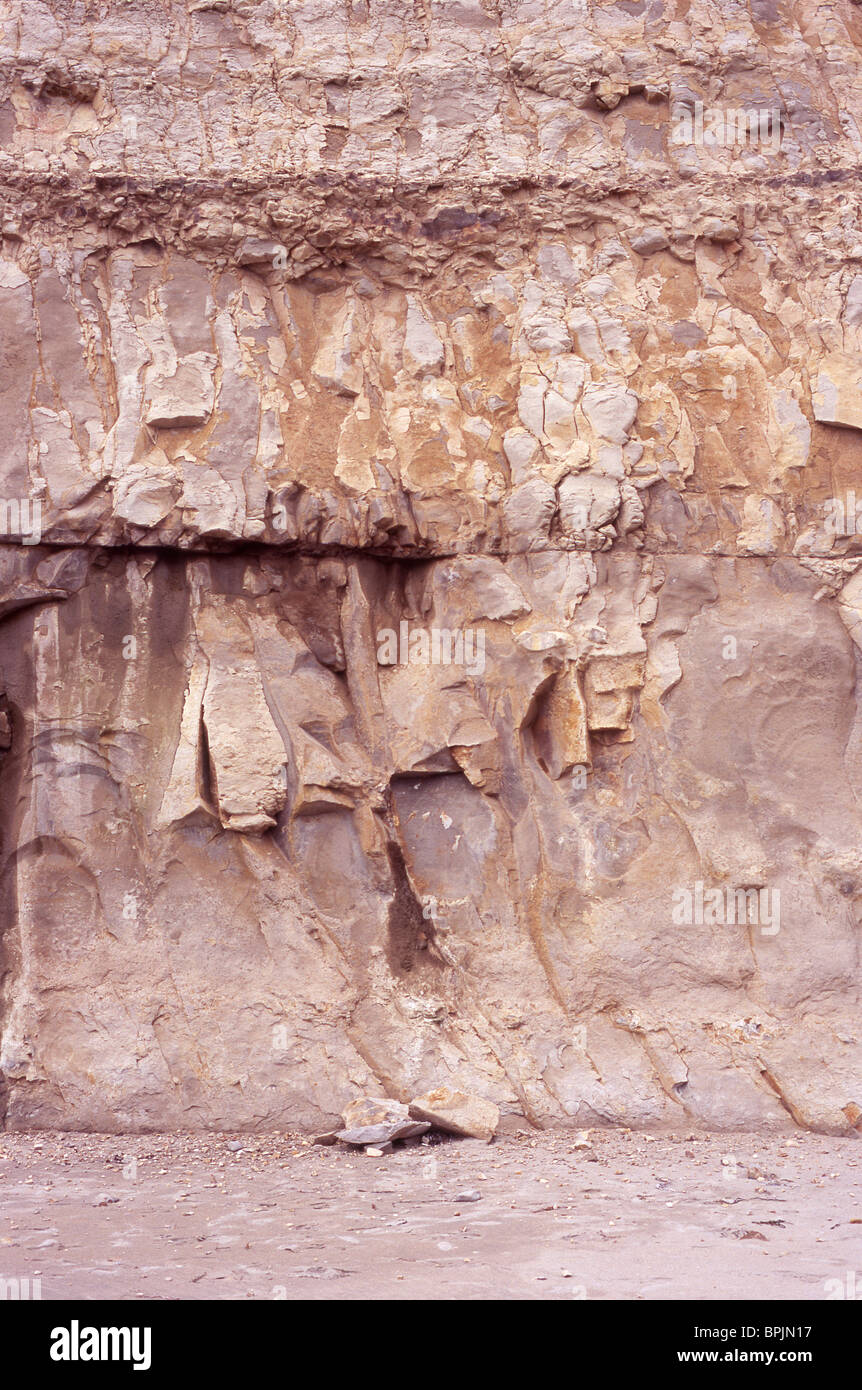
[408,1088,500,1142]
[812,354,862,431]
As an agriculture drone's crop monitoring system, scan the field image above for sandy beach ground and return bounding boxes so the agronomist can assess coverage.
[1,1129,860,1301]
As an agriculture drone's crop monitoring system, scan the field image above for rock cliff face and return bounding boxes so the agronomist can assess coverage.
[0,0,861,1134]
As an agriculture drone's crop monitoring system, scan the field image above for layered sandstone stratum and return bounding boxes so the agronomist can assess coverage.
[0,0,861,1134]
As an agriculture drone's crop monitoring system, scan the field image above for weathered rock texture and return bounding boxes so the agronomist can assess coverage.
[0,0,861,1134]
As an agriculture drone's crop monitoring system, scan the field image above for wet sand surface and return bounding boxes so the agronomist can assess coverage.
[1,1129,860,1300]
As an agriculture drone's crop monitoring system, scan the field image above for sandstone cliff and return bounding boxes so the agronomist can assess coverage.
[0,0,860,1133]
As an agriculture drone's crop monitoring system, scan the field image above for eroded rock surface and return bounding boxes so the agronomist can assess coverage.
[0,0,860,1134]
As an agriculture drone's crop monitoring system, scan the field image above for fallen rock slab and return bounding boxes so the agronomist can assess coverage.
[336,1120,431,1147]
[408,1088,500,1142]
[341,1096,410,1129]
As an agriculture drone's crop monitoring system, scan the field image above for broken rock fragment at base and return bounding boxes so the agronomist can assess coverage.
[408,1088,500,1142]
[336,1121,431,1147]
